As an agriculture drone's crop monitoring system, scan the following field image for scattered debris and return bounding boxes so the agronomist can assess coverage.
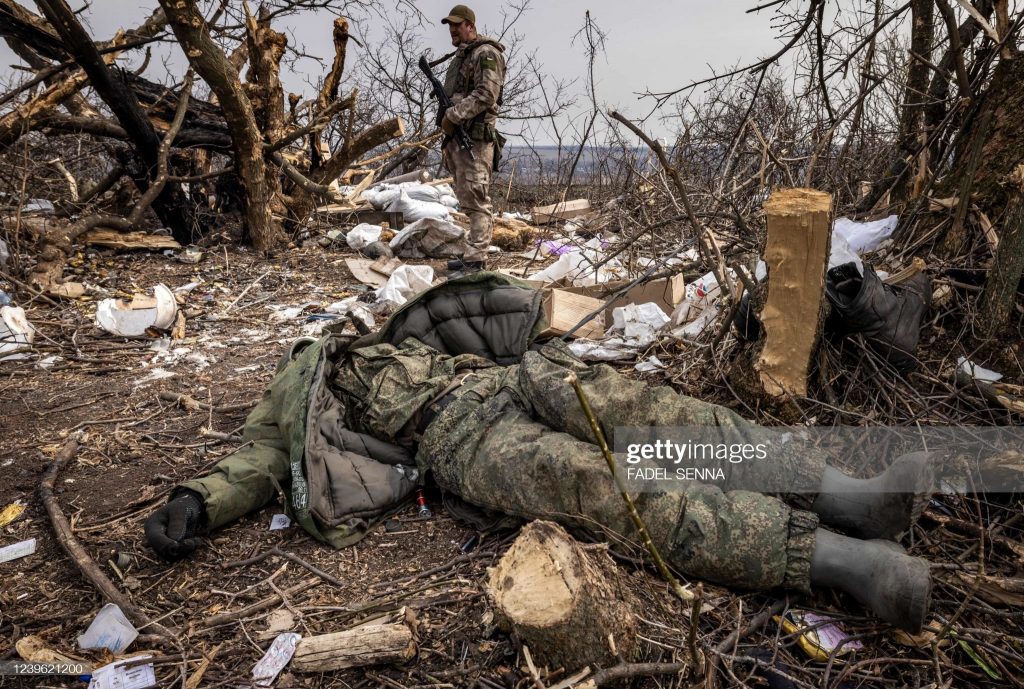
[94,284,178,337]
[87,655,156,689]
[252,632,301,687]
[635,355,667,372]
[269,514,291,530]
[0,537,36,563]
[77,603,139,654]
[20,198,55,215]
[0,499,26,527]
[775,611,864,661]
[346,258,391,288]
[0,305,35,360]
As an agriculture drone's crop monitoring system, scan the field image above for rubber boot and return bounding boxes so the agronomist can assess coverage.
[448,261,486,279]
[826,263,931,373]
[811,451,934,540]
[810,528,931,633]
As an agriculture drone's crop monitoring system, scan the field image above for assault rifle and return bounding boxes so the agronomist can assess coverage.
[418,54,474,160]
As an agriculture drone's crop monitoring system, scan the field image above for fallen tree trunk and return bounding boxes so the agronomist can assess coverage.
[291,623,416,672]
[486,521,639,671]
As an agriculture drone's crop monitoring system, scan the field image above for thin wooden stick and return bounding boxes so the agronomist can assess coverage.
[563,372,694,603]
[39,433,176,639]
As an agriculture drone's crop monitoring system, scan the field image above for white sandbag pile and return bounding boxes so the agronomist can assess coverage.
[389,218,467,259]
[362,181,458,221]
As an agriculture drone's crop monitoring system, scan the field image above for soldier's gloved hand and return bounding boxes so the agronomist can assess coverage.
[144,489,205,562]
[441,112,456,136]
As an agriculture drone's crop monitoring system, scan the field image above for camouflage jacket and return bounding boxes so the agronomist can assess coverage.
[443,36,506,130]
[178,273,546,548]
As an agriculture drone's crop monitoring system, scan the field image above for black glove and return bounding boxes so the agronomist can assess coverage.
[144,489,205,562]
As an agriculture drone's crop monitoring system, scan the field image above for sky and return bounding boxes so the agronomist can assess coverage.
[1,0,792,143]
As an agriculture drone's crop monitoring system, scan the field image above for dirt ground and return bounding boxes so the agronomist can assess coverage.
[1,240,1022,688]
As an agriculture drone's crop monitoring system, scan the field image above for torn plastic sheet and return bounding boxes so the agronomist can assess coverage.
[376,264,434,307]
[610,302,670,346]
[957,356,1003,383]
[567,337,641,361]
[635,355,666,372]
[527,237,623,286]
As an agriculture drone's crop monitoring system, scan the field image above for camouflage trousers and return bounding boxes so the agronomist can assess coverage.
[446,138,494,262]
[418,342,824,593]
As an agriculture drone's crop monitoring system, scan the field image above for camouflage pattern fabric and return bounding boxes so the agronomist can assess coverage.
[446,138,495,262]
[418,340,823,592]
[442,36,506,263]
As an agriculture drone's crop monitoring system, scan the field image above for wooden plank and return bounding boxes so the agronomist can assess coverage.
[291,623,415,672]
[531,198,592,224]
[754,188,832,398]
[81,229,182,250]
[539,288,606,340]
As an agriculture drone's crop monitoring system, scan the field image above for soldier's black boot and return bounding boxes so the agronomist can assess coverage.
[826,263,931,372]
[810,528,931,633]
[812,451,934,540]
[447,258,468,271]
[448,261,486,279]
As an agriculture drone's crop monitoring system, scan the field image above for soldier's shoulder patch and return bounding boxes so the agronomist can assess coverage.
[480,55,497,70]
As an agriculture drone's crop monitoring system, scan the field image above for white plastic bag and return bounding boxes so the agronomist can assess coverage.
[833,215,898,254]
[346,223,383,250]
[376,264,434,307]
[0,305,34,360]
[527,237,621,286]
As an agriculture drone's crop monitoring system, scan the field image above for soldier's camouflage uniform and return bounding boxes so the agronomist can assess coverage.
[182,328,826,594]
[443,36,506,263]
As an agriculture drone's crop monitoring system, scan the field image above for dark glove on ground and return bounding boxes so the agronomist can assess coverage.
[144,489,205,561]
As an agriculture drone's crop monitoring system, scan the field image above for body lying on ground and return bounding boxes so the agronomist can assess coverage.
[145,273,934,632]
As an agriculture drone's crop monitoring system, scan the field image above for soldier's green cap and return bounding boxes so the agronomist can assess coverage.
[441,5,475,25]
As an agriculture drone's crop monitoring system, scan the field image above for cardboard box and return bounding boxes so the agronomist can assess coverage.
[531,198,592,224]
[565,274,685,322]
[539,288,606,340]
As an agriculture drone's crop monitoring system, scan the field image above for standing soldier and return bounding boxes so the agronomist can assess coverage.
[439,5,506,277]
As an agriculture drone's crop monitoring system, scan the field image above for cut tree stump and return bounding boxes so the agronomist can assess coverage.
[754,188,833,398]
[486,520,638,671]
[291,623,416,672]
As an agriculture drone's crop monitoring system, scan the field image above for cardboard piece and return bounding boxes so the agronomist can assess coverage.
[346,258,390,288]
[539,288,606,340]
[565,275,686,323]
[531,199,592,224]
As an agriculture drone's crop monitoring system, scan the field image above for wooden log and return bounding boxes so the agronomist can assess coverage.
[753,188,832,398]
[291,623,416,672]
[486,521,638,671]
